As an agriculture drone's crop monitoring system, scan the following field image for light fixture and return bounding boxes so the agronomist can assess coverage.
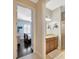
[45,17,51,21]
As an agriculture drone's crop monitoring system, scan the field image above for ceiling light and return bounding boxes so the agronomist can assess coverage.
[45,18,51,21]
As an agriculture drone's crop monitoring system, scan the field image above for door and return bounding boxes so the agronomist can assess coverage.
[16,1,36,58]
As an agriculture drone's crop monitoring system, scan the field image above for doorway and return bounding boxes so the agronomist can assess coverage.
[16,5,33,58]
[45,0,65,59]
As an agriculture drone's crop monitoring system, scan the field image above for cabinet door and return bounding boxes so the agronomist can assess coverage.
[50,39,55,51]
[54,39,58,49]
[46,39,50,54]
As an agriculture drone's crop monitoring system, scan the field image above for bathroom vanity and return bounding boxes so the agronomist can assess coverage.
[46,35,58,54]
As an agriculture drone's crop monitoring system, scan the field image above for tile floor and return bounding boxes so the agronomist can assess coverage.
[46,49,65,59]
[17,39,33,58]
[18,53,41,59]
[18,49,65,59]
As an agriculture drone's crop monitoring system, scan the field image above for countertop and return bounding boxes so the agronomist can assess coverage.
[46,34,57,39]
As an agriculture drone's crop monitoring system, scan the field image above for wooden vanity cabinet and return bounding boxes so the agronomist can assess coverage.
[46,39,50,54]
[50,39,55,51]
[46,37,58,54]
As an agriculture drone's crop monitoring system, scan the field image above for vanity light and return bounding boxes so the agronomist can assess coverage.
[45,18,51,21]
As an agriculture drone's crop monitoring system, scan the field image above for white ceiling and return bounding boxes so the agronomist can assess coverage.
[46,0,65,11]
[30,0,39,3]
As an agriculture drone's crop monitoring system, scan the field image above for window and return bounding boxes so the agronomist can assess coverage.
[24,24,31,38]
[24,24,31,34]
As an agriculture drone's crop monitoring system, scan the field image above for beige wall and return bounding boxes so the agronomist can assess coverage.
[61,21,65,49]
[35,0,46,59]
[16,0,36,8]
[13,0,17,59]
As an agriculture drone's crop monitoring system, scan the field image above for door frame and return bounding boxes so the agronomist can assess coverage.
[16,0,36,53]
[13,0,36,59]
